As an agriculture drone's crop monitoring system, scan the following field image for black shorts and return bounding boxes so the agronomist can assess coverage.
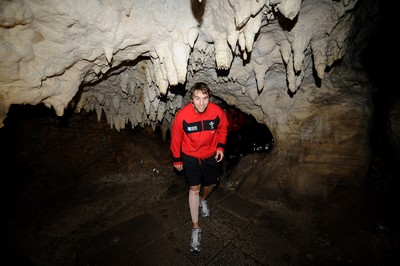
[182,153,219,186]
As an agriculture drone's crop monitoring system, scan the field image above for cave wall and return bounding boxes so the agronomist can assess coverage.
[0,0,378,203]
[228,75,372,203]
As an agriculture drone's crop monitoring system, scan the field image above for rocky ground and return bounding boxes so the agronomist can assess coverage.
[1,104,399,265]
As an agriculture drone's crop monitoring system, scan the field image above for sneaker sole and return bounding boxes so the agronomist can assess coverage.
[200,205,210,217]
[190,247,201,252]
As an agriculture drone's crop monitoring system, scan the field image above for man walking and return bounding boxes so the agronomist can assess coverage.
[170,82,228,252]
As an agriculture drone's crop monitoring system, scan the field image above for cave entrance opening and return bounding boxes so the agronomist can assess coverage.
[221,104,274,176]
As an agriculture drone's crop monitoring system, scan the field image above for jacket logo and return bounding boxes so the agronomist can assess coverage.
[188,126,198,132]
[209,121,214,130]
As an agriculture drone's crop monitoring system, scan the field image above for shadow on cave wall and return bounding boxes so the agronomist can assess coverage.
[360,0,400,236]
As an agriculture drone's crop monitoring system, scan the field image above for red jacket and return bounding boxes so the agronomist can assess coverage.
[170,102,228,165]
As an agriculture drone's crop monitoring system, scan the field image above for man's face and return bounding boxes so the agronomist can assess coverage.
[191,90,209,114]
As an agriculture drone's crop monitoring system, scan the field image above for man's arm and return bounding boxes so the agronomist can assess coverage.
[215,108,229,162]
[170,115,184,170]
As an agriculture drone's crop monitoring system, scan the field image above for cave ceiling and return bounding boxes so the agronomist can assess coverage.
[0,0,370,130]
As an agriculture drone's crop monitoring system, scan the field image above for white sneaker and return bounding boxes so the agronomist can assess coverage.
[190,228,202,252]
[200,199,210,217]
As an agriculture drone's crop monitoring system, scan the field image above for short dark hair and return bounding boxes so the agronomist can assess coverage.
[190,82,210,99]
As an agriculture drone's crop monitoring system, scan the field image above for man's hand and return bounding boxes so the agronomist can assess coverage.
[174,164,183,171]
[215,150,224,162]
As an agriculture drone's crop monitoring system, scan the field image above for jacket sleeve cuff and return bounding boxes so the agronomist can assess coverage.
[217,143,225,151]
[172,157,182,165]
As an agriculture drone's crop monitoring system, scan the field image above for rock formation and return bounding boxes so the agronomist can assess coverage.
[0,0,382,204]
